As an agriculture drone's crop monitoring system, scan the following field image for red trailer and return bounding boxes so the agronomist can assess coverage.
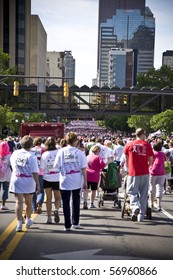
[20,122,64,139]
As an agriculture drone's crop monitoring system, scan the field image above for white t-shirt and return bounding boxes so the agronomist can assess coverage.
[54,145,87,190]
[9,149,39,194]
[31,146,44,175]
[113,144,124,161]
[40,149,60,182]
[0,154,12,182]
[90,143,110,164]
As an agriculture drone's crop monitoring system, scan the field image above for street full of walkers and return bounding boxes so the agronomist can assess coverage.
[0,124,173,232]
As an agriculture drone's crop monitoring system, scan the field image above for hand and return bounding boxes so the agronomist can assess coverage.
[83,181,87,190]
[36,185,40,195]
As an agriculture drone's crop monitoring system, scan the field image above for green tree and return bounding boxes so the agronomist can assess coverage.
[137,65,173,89]
[134,66,173,112]
[150,109,173,136]
[127,115,152,133]
[6,111,26,135]
[0,48,16,76]
[104,115,130,132]
[27,113,46,122]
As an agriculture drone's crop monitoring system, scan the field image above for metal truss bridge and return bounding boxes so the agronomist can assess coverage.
[0,80,173,119]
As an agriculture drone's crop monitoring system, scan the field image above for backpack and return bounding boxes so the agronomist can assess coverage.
[164,160,172,174]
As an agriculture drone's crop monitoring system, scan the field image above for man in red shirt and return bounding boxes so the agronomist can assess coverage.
[124,128,154,222]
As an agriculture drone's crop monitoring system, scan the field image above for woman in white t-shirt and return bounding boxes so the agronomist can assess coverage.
[9,136,40,232]
[40,137,61,224]
[54,132,87,231]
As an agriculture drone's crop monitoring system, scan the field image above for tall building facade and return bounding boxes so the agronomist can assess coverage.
[64,51,75,87]
[0,0,31,76]
[108,48,136,88]
[30,15,47,84]
[0,0,47,84]
[162,50,173,69]
[97,0,155,87]
[47,51,75,87]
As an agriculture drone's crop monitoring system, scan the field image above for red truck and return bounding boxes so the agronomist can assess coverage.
[20,122,64,139]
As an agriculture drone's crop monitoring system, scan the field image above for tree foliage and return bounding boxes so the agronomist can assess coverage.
[127,115,152,133]
[104,115,130,132]
[150,109,173,136]
[137,65,173,89]
[0,48,16,76]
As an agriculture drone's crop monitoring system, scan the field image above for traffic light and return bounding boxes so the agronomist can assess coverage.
[123,95,127,104]
[63,81,69,97]
[13,81,19,96]
[97,93,101,103]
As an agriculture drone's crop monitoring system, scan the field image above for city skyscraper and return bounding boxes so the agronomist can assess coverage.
[162,50,173,69]
[97,0,155,87]
[0,0,47,85]
[46,51,75,87]
[0,0,31,76]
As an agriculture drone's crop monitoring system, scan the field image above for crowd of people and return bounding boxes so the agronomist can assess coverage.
[0,125,173,231]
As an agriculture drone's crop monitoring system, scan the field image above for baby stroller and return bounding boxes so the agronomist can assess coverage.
[121,175,152,220]
[98,162,121,208]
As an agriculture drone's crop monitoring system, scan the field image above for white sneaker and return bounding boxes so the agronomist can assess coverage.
[45,217,52,224]
[89,203,96,209]
[64,227,71,231]
[25,218,33,228]
[16,220,22,232]
[72,224,83,229]
[1,205,9,210]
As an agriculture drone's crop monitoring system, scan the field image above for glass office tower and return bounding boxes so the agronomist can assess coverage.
[97,0,155,87]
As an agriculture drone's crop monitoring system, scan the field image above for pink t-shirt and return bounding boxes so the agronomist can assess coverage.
[149,151,166,176]
[86,153,106,183]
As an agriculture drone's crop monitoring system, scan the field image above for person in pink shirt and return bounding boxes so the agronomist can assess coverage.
[83,145,106,209]
[149,141,166,211]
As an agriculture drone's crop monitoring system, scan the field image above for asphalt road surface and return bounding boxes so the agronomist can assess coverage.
[0,190,173,260]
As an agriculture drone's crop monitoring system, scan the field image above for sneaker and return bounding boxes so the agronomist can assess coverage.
[131,208,140,221]
[54,210,60,223]
[16,220,22,232]
[72,224,83,229]
[1,205,9,210]
[64,227,71,231]
[83,201,88,209]
[25,218,33,228]
[45,217,52,224]
[89,203,96,209]
[157,206,162,212]
[36,203,42,214]
[137,214,143,222]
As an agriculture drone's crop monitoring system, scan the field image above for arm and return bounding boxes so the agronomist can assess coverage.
[125,154,129,168]
[81,167,87,189]
[32,172,40,194]
[148,156,153,167]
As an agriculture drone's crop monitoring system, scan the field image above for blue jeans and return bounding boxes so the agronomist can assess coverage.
[32,175,44,211]
[0,181,9,201]
[60,188,81,229]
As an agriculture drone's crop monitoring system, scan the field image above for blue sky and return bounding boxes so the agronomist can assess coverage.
[31,0,173,87]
